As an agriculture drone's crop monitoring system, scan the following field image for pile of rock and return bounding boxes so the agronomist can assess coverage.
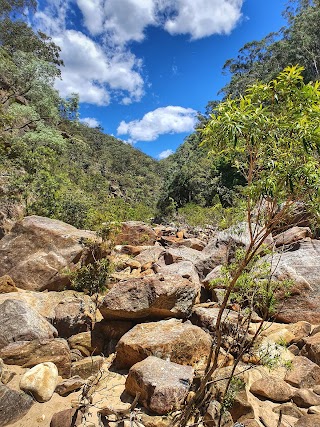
[0,216,319,427]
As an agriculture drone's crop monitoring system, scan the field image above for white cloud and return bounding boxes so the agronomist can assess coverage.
[117,106,197,142]
[34,0,69,34]
[34,0,244,107]
[53,30,144,105]
[80,117,100,128]
[76,0,243,42]
[162,0,244,39]
[77,0,155,44]
[158,149,174,159]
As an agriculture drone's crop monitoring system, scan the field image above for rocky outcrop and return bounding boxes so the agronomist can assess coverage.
[20,362,58,402]
[0,215,97,291]
[99,274,200,320]
[0,384,34,426]
[0,299,57,349]
[125,356,194,415]
[114,318,212,369]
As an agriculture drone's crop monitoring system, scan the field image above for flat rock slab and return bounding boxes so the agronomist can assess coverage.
[0,384,34,426]
[55,376,85,396]
[0,338,71,378]
[100,274,199,320]
[125,356,194,415]
[0,215,97,291]
[0,299,57,350]
[114,318,212,369]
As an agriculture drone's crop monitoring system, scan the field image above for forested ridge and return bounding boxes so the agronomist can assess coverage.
[1,0,320,230]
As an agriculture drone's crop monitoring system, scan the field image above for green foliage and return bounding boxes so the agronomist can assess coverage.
[211,248,293,317]
[157,132,245,223]
[202,66,320,215]
[222,0,320,98]
[177,200,245,229]
[69,257,111,296]
[221,377,245,413]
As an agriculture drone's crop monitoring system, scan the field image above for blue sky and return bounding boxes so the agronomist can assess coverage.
[34,0,287,159]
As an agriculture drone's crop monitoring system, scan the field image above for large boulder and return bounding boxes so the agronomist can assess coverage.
[155,261,200,285]
[301,333,320,365]
[295,414,320,426]
[0,338,71,377]
[191,307,240,336]
[99,274,199,320]
[0,215,97,291]
[135,247,165,269]
[164,246,204,267]
[196,223,273,280]
[292,389,320,408]
[0,384,34,426]
[270,240,320,323]
[284,356,320,388]
[115,221,157,246]
[50,408,82,427]
[70,355,104,379]
[0,290,97,338]
[0,299,57,349]
[125,356,194,415]
[114,318,212,369]
[250,376,294,402]
[20,362,58,402]
[273,226,312,247]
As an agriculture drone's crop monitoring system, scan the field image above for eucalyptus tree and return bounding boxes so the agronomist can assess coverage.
[177,66,320,427]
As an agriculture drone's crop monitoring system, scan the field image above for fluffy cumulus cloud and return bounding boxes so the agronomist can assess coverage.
[76,0,244,42]
[35,3,144,105]
[80,117,100,128]
[76,0,156,44]
[158,149,174,159]
[53,30,144,105]
[35,0,244,106]
[117,106,197,142]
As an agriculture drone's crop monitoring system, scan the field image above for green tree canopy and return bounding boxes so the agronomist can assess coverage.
[202,66,320,221]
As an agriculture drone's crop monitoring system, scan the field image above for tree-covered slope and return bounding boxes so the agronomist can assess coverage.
[0,1,162,229]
